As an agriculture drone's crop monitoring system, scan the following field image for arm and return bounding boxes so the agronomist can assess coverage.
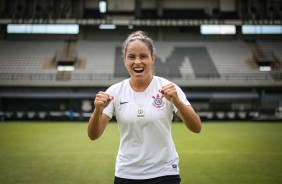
[175,101,201,133]
[88,91,113,140]
[160,83,202,133]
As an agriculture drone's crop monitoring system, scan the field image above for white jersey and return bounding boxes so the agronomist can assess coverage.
[103,76,190,179]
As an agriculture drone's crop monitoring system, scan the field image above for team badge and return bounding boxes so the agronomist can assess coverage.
[137,105,144,117]
[152,94,165,108]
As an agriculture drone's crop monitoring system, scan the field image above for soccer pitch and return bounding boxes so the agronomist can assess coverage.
[0,121,281,184]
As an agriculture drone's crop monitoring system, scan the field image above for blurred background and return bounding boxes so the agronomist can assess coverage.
[0,0,281,122]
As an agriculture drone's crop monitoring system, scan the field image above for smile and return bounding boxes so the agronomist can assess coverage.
[133,67,144,73]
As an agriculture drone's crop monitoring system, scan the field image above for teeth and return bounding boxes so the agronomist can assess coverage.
[133,67,144,73]
[134,67,144,71]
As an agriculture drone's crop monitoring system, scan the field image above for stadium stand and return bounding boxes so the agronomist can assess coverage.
[0,41,63,73]
[0,40,279,84]
[258,41,282,58]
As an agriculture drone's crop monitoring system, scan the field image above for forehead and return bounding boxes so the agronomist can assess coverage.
[126,40,150,54]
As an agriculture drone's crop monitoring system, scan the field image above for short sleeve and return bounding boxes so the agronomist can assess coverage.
[102,86,116,119]
[173,85,190,113]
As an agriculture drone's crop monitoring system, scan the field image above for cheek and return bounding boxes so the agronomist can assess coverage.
[124,60,131,71]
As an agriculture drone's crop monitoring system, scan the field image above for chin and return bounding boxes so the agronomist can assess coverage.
[133,75,144,79]
[130,73,144,79]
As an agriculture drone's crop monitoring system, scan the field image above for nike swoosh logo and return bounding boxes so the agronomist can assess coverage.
[120,101,129,105]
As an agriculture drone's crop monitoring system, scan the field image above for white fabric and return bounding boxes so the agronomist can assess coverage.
[103,76,190,179]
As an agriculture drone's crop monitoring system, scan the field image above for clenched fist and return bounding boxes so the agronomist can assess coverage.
[94,91,114,112]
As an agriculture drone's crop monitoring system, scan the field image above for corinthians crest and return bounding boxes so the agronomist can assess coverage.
[152,94,165,108]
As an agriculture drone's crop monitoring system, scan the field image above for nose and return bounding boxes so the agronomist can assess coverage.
[134,58,142,64]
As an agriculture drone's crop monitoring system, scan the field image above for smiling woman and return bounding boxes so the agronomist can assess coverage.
[87,30,201,184]
[123,32,155,89]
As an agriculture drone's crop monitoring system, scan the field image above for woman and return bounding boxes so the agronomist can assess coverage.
[88,31,201,184]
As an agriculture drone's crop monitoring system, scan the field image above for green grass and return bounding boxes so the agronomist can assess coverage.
[0,121,282,184]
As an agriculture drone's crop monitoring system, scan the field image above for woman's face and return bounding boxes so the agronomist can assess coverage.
[124,40,155,81]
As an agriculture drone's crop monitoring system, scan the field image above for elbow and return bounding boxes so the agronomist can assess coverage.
[88,136,98,141]
[88,132,101,141]
[193,124,202,133]
[185,121,202,134]
[190,124,201,134]
[191,116,202,134]
[87,122,102,141]
[88,135,99,141]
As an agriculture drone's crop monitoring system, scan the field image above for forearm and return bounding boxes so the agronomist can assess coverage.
[174,99,202,133]
[88,91,113,140]
[88,109,104,140]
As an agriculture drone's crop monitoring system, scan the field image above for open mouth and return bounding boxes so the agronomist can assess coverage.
[133,67,144,73]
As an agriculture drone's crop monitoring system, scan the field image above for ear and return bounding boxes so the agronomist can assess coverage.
[151,54,155,64]
[123,58,129,70]
[123,56,128,66]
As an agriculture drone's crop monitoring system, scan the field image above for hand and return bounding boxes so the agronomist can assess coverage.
[159,83,178,103]
[94,91,114,112]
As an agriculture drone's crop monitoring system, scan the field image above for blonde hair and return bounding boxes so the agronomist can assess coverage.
[122,31,156,58]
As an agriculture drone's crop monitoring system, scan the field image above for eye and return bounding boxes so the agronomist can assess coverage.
[140,54,148,59]
[127,54,135,60]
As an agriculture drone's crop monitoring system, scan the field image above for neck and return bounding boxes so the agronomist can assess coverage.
[130,75,153,92]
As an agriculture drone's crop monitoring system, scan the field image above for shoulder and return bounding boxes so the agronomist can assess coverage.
[154,76,184,92]
[106,79,129,95]
[154,76,181,88]
[153,76,172,86]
